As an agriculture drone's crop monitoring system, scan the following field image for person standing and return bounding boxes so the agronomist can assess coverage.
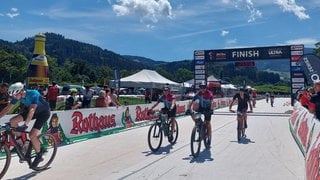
[145,89,151,103]
[109,87,121,107]
[0,82,9,112]
[95,90,108,107]
[82,86,93,108]
[270,92,275,107]
[308,80,320,120]
[47,81,59,111]
[65,88,82,110]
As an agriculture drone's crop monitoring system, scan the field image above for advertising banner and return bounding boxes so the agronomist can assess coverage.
[299,54,320,85]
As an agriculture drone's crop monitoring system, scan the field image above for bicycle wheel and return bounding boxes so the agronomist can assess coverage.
[168,120,178,144]
[28,133,57,171]
[148,123,163,152]
[190,126,201,158]
[0,144,11,179]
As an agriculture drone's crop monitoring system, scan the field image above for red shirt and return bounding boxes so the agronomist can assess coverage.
[47,85,59,101]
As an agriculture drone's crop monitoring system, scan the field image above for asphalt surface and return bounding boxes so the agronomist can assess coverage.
[3,97,305,180]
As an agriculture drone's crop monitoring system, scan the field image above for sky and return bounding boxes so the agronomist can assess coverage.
[0,0,319,62]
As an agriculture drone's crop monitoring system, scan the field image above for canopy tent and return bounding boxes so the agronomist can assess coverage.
[110,69,180,89]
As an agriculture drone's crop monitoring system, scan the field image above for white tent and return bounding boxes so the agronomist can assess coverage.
[111,69,180,89]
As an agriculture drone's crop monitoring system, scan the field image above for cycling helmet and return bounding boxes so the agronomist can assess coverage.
[8,82,24,96]
[163,86,170,91]
[70,88,78,93]
[199,81,207,89]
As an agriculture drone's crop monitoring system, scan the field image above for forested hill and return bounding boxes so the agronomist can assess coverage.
[0,33,155,71]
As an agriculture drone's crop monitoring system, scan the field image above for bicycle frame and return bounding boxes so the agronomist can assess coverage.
[0,124,33,164]
[0,122,57,179]
[147,110,179,152]
[190,111,210,157]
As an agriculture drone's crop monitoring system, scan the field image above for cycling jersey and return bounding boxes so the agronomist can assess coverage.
[192,90,213,109]
[10,89,50,129]
[11,89,49,113]
[233,93,250,112]
[157,93,176,109]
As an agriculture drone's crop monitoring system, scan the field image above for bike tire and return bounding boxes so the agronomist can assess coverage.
[0,144,11,179]
[168,120,178,144]
[148,123,163,152]
[190,126,201,158]
[28,133,57,171]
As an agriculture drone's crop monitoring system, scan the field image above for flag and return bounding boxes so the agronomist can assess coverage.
[298,54,320,85]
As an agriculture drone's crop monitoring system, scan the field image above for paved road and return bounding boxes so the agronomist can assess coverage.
[3,98,305,180]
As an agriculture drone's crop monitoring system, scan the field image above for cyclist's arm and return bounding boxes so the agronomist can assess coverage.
[170,99,176,110]
[0,103,13,118]
[229,99,235,112]
[150,102,160,110]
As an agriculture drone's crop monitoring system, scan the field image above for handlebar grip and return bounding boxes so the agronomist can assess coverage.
[15,125,28,132]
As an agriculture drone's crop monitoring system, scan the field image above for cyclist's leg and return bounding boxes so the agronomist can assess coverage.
[31,111,50,167]
[10,114,24,137]
[236,114,242,141]
[204,111,212,140]
[169,107,177,132]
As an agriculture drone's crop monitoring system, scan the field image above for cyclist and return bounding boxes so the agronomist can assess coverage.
[229,88,253,142]
[0,82,51,168]
[149,86,177,140]
[187,82,214,147]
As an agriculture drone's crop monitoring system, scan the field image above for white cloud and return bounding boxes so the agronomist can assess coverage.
[6,7,19,18]
[226,39,237,45]
[246,0,262,22]
[221,30,229,36]
[221,0,262,22]
[285,38,317,47]
[11,8,18,12]
[112,0,173,23]
[275,0,309,20]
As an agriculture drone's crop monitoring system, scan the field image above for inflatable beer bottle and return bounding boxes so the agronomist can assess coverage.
[27,34,49,88]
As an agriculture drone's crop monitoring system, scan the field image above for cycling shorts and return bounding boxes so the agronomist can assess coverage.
[161,106,177,118]
[20,109,50,130]
[197,107,212,122]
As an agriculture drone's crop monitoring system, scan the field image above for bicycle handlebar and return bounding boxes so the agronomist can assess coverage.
[0,123,28,132]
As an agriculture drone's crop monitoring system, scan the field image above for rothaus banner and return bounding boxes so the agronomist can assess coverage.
[299,54,320,85]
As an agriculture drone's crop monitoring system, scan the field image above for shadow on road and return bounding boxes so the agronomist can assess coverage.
[230,137,255,144]
[182,149,214,163]
[143,144,173,156]
[8,167,51,180]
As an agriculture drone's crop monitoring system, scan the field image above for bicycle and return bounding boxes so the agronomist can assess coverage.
[147,109,179,152]
[0,122,57,179]
[230,110,251,142]
[187,110,210,158]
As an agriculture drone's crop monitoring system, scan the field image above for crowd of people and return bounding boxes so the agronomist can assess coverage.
[296,80,320,120]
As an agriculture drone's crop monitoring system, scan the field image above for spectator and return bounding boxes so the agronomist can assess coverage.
[300,88,311,109]
[82,86,93,108]
[109,87,121,107]
[47,81,59,111]
[65,88,82,110]
[95,90,108,107]
[145,89,151,103]
[0,82,9,112]
[308,80,320,120]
